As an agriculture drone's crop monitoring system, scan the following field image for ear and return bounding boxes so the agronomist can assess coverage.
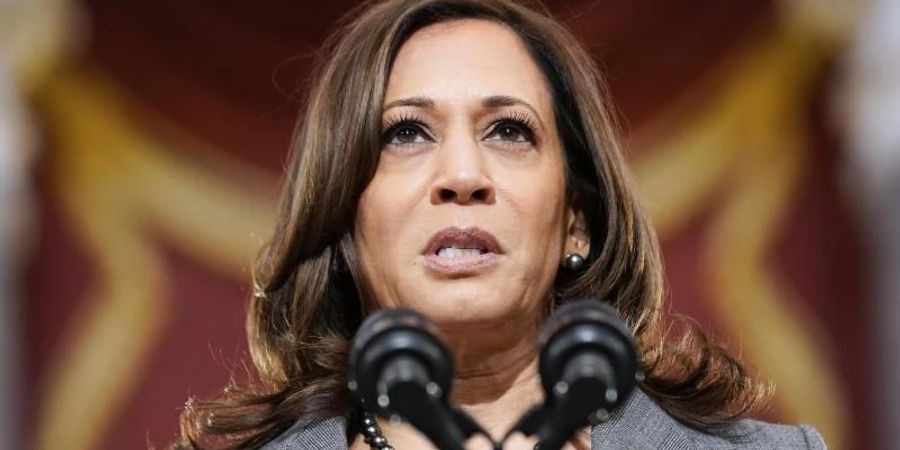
[564,206,590,258]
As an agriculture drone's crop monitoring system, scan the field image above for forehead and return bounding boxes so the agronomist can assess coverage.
[385,19,552,111]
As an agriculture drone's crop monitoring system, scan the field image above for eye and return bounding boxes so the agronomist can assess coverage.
[487,122,530,142]
[484,114,536,145]
[382,116,432,147]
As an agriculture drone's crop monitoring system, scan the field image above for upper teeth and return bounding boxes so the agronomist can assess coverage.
[437,246,485,258]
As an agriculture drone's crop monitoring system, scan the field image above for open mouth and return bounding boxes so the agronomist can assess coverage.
[435,245,488,258]
[422,227,503,273]
[423,227,502,257]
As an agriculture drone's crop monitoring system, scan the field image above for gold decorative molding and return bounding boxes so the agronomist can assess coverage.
[34,71,276,450]
[632,24,847,450]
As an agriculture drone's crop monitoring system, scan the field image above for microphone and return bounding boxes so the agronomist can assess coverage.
[348,308,489,450]
[507,299,640,450]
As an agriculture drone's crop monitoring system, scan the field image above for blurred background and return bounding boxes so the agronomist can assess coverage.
[1,0,898,449]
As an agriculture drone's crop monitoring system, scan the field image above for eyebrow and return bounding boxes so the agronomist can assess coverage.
[382,95,546,128]
[383,96,435,110]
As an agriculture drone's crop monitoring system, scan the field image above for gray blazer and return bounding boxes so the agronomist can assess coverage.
[261,389,826,449]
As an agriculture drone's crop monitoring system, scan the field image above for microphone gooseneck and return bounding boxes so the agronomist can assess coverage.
[507,299,641,450]
[348,308,491,450]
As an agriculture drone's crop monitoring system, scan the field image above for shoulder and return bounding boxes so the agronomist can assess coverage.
[259,416,347,450]
[591,389,827,450]
[711,418,827,449]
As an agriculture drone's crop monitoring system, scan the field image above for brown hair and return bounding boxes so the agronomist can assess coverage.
[176,0,769,448]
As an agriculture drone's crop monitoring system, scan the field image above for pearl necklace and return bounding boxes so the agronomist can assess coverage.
[359,410,394,450]
[358,410,545,450]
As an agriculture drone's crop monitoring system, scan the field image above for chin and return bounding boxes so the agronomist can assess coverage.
[401,282,522,327]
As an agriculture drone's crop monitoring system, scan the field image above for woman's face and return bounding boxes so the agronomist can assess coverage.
[355,19,584,329]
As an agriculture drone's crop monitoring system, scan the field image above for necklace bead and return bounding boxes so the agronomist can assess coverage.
[359,410,394,450]
[359,409,541,449]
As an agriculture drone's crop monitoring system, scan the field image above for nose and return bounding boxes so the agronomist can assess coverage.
[429,135,495,205]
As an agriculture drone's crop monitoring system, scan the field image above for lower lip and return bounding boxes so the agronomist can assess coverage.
[422,252,502,274]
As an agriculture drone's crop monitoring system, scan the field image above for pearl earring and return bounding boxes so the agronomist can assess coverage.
[563,253,586,272]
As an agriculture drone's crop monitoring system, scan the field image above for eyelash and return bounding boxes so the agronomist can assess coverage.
[380,112,538,147]
[381,112,430,145]
[491,112,537,144]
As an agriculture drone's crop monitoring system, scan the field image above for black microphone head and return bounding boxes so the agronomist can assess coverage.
[348,308,454,416]
[538,299,639,411]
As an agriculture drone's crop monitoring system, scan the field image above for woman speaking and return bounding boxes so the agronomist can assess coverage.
[176,0,826,448]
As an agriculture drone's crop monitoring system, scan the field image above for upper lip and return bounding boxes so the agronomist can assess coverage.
[423,227,503,255]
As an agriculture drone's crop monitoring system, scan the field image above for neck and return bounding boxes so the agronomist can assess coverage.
[446,323,543,440]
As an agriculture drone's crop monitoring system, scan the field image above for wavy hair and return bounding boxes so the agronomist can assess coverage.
[176,0,769,448]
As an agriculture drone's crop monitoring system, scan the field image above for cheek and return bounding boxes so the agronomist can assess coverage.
[527,179,568,289]
[355,183,395,260]
[509,167,567,253]
[354,174,422,280]
[354,185,394,307]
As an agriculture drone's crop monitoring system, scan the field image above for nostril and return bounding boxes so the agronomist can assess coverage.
[439,189,456,202]
[471,189,488,202]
